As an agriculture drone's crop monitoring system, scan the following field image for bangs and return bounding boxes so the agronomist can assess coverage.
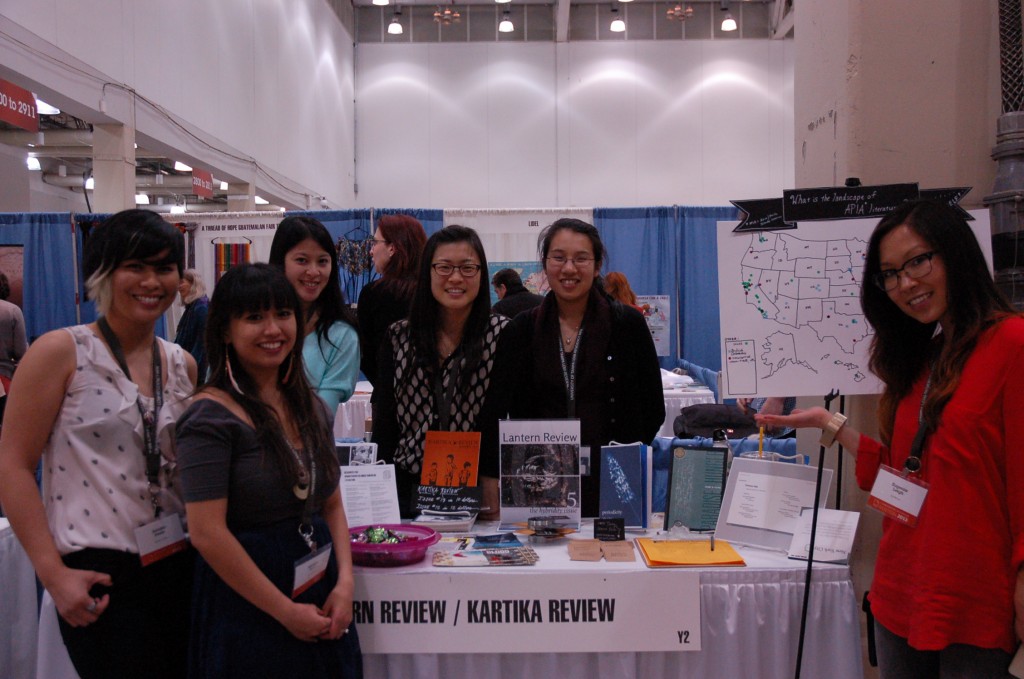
[122,224,183,265]
[226,267,298,317]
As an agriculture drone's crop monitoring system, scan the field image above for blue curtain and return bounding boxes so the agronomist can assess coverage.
[594,207,680,369]
[593,206,739,372]
[0,212,78,341]
[679,206,740,372]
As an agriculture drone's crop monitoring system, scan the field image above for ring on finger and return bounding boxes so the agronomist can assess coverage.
[85,599,98,613]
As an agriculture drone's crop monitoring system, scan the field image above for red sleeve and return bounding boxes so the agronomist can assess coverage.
[855,432,888,491]
[1003,343,1024,572]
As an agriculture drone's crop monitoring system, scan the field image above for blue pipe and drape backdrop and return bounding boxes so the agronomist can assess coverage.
[2,206,731,369]
[594,205,738,372]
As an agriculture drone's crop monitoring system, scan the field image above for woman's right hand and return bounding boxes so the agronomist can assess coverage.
[279,601,332,642]
[49,566,112,627]
[754,406,831,432]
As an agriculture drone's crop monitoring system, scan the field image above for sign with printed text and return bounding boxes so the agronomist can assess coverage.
[192,169,214,198]
[353,571,701,653]
[0,79,38,132]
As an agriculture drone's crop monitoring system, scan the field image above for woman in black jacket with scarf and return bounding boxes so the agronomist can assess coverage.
[506,218,664,517]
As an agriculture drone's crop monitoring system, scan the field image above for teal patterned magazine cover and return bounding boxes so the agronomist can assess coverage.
[599,443,647,529]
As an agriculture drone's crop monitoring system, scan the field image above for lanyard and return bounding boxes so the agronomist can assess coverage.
[96,317,164,516]
[433,350,462,431]
[558,328,583,418]
[904,367,934,475]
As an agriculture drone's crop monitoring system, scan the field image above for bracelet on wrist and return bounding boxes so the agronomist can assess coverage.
[819,412,848,447]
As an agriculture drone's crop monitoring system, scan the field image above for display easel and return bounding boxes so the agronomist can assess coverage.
[793,389,842,679]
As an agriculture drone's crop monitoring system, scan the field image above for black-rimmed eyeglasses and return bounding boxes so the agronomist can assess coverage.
[872,252,936,291]
[432,263,482,277]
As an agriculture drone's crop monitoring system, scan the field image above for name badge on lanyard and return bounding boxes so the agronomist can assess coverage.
[293,543,332,598]
[867,464,929,527]
[134,513,188,566]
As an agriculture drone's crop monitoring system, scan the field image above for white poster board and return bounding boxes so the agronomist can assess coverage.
[637,294,671,357]
[715,210,993,398]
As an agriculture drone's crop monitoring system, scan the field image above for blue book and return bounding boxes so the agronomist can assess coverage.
[599,443,647,528]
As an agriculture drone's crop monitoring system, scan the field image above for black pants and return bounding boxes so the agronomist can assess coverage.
[58,547,194,679]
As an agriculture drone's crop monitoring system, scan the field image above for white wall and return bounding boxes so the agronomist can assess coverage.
[0,0,356,208]
[354,39,794,208]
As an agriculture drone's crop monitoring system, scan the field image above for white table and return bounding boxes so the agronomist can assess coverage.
[337,384,716,441]
[357,521,863,679]
[659,386,716,437]
[0,518,39,679]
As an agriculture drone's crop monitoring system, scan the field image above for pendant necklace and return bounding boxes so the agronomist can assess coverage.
[286,440,311,500]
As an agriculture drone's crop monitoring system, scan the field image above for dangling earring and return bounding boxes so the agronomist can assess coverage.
[281,354,295,385]
[225,351,244,396]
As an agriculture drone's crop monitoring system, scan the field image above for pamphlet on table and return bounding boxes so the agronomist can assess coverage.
[786,507,860,564]
[598,443,650,529]
[664,445,728,532]
[340,464,401,527]
[411,431,483,531]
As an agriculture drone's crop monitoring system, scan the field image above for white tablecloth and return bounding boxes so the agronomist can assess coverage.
[334,382,373,439]
[0,519,38,679]
[360,521,863,679]
[336,384,716,441]
[659,387,716,437]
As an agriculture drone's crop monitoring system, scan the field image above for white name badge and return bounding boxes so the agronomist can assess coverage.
[867,465,929,527]
[293,542,332,599]
[134,513,188,566]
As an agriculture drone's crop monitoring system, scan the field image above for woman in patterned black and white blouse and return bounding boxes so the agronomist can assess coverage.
[0,210,197,679]
[372,225,512,519]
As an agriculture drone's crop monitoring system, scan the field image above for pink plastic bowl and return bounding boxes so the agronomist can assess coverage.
[349,524,440,567]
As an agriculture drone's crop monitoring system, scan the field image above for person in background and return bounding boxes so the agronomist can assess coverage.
[373,225,511,518]
[757,200,1024,678]
[175,264,360,679]
[357,214,427,388]
[603,271,643,312]
[491,268,544,319]
[174,268,209,383]
[269,216,360,414]
[0,209,196,678]
[738,396,796,437]
[506,218,664,517]
[0,270,27,423]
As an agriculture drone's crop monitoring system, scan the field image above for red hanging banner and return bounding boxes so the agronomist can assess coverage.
[0,79,38,132]
[192,169,213,198]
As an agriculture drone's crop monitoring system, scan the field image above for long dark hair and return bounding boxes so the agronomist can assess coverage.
[862,200,1014,443]
[538,217,606,270]
[269,215,358,352]
[204,263,339,491]
[376,214,427,301]
[407,225,492,373]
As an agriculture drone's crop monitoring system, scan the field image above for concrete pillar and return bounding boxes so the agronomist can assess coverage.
[226,182,256,212]
[91,123,137,212]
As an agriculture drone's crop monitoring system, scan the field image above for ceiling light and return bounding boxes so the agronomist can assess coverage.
[373,0,390,5]
[135,193,150,205]
[35,99,60,115]
[170,204,186,214]
[25,157,41,171]
[610,6,625,32]
[498,9,514,32]
[173,161,192,172]
[220,180,229,190]
[720,2,736,31]
[433,5,461,25]
[85,177,95,190]
[495,0,512,5]
[254,195,269,205]
[388,10,404,34]
[666,4,693,21]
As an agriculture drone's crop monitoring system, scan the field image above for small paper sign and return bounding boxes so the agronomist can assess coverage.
[786,508,860,564]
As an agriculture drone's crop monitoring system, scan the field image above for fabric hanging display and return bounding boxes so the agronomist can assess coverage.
[213,238,252,283]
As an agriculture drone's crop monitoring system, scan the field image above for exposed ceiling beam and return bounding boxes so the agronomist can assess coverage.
[555,0,571,42]
[26,146,165,160]
[771,0,793,39]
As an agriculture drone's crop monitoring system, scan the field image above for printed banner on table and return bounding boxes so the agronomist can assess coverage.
[637,294,670,357]
[353,571,701,653]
